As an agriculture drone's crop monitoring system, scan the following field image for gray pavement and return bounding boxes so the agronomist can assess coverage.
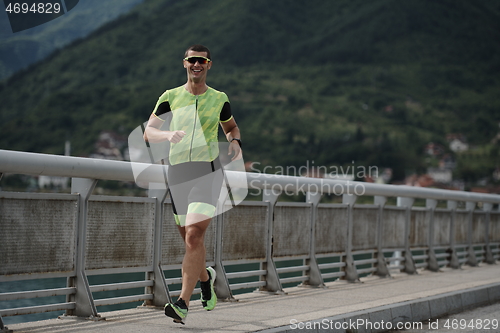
[389,302,500,333]
[5,264,500,333]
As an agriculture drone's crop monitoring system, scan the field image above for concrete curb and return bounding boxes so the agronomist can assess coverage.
[256,282,500,333]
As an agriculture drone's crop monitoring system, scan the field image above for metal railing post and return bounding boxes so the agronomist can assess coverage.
[0,314,13,333]
[447,200,460,269]
[67,178,100,319]
[214,203,234,301]
[426,199,439,272]
[374,196,390,277]
[303,191,324,287]
[397,197,417,274]
[342,194,359,282]
[260,189,284,293]
[146,187,171,306]
[465,202,478,267]
[483,203,496,264]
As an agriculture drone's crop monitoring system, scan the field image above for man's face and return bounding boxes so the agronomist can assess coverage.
[184,50,212,83]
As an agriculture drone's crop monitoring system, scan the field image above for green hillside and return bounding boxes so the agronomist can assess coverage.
[0,0,144,80]
[1,0,499,183]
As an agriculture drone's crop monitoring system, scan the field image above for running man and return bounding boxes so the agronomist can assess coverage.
[143,44,242,324]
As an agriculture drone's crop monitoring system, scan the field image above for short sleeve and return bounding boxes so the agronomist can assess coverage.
[219,102,233,122]
[152,90,171,119]
[154,101,171,118]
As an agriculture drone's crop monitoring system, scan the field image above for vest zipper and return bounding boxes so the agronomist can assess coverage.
[188,96,199,161]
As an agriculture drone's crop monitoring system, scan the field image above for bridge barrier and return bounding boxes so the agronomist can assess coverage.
[0,149,499,329]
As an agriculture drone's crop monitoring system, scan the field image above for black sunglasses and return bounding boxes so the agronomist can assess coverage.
[184,56,211,64]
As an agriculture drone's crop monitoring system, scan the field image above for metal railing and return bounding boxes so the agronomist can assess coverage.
[1,149,499,329]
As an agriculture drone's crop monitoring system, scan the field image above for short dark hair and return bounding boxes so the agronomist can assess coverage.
[184,44,211,60]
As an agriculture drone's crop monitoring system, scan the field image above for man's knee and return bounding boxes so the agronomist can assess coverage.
[185,226,205,249]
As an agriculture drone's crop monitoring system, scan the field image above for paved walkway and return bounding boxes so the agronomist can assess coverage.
[390,302,500,333]
[6,264,500,333]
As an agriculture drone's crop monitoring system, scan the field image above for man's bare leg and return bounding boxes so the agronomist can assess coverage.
[178,213,211,307]
[177,227,210,285]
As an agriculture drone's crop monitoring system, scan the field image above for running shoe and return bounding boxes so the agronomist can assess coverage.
[200,266,217,311]
[165,298,188,324]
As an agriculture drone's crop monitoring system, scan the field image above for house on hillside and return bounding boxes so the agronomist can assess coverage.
[438,154,456,169]
[405,174,434,187]
[426,154,455,185]
[424,142,445,156]
[493,168,500,181]
[427,167,453,184]
[449,138,469,152]
[447,133,468,152]
[89,131,127,160]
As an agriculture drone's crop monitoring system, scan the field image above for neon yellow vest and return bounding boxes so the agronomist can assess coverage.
[153,86,230,165]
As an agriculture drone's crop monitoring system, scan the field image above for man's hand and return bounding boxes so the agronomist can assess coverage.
[228,141,242,161]
[166,131,186,143]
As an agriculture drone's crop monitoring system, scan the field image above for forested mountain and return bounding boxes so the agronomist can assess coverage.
[1,0,499,183]
[0,0,144,79]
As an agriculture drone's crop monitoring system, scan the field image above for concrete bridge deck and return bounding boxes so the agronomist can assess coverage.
[6,264,500,333]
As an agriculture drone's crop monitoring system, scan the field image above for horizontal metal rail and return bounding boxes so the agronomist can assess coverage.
[86,266,155,276]
[0,303,75,317]
[226,270,267,279]
[322,271,346,279]
[229,281,267,291]
[165,277,183,285]
[93,294,153,307]
[1,149,500,203]
[352,249,377,256]
[89,281,153,293]
[382,248,405,253]
[168,290,181,297]
[357,267,377,275]
[276,265,310,274]
[168,287,202,298]
[316,252,346,259]
[353,258,378,266]
[280,276,309,284]
[0,288,75,301]
[386,256,405,263]
[318,262,346,270]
